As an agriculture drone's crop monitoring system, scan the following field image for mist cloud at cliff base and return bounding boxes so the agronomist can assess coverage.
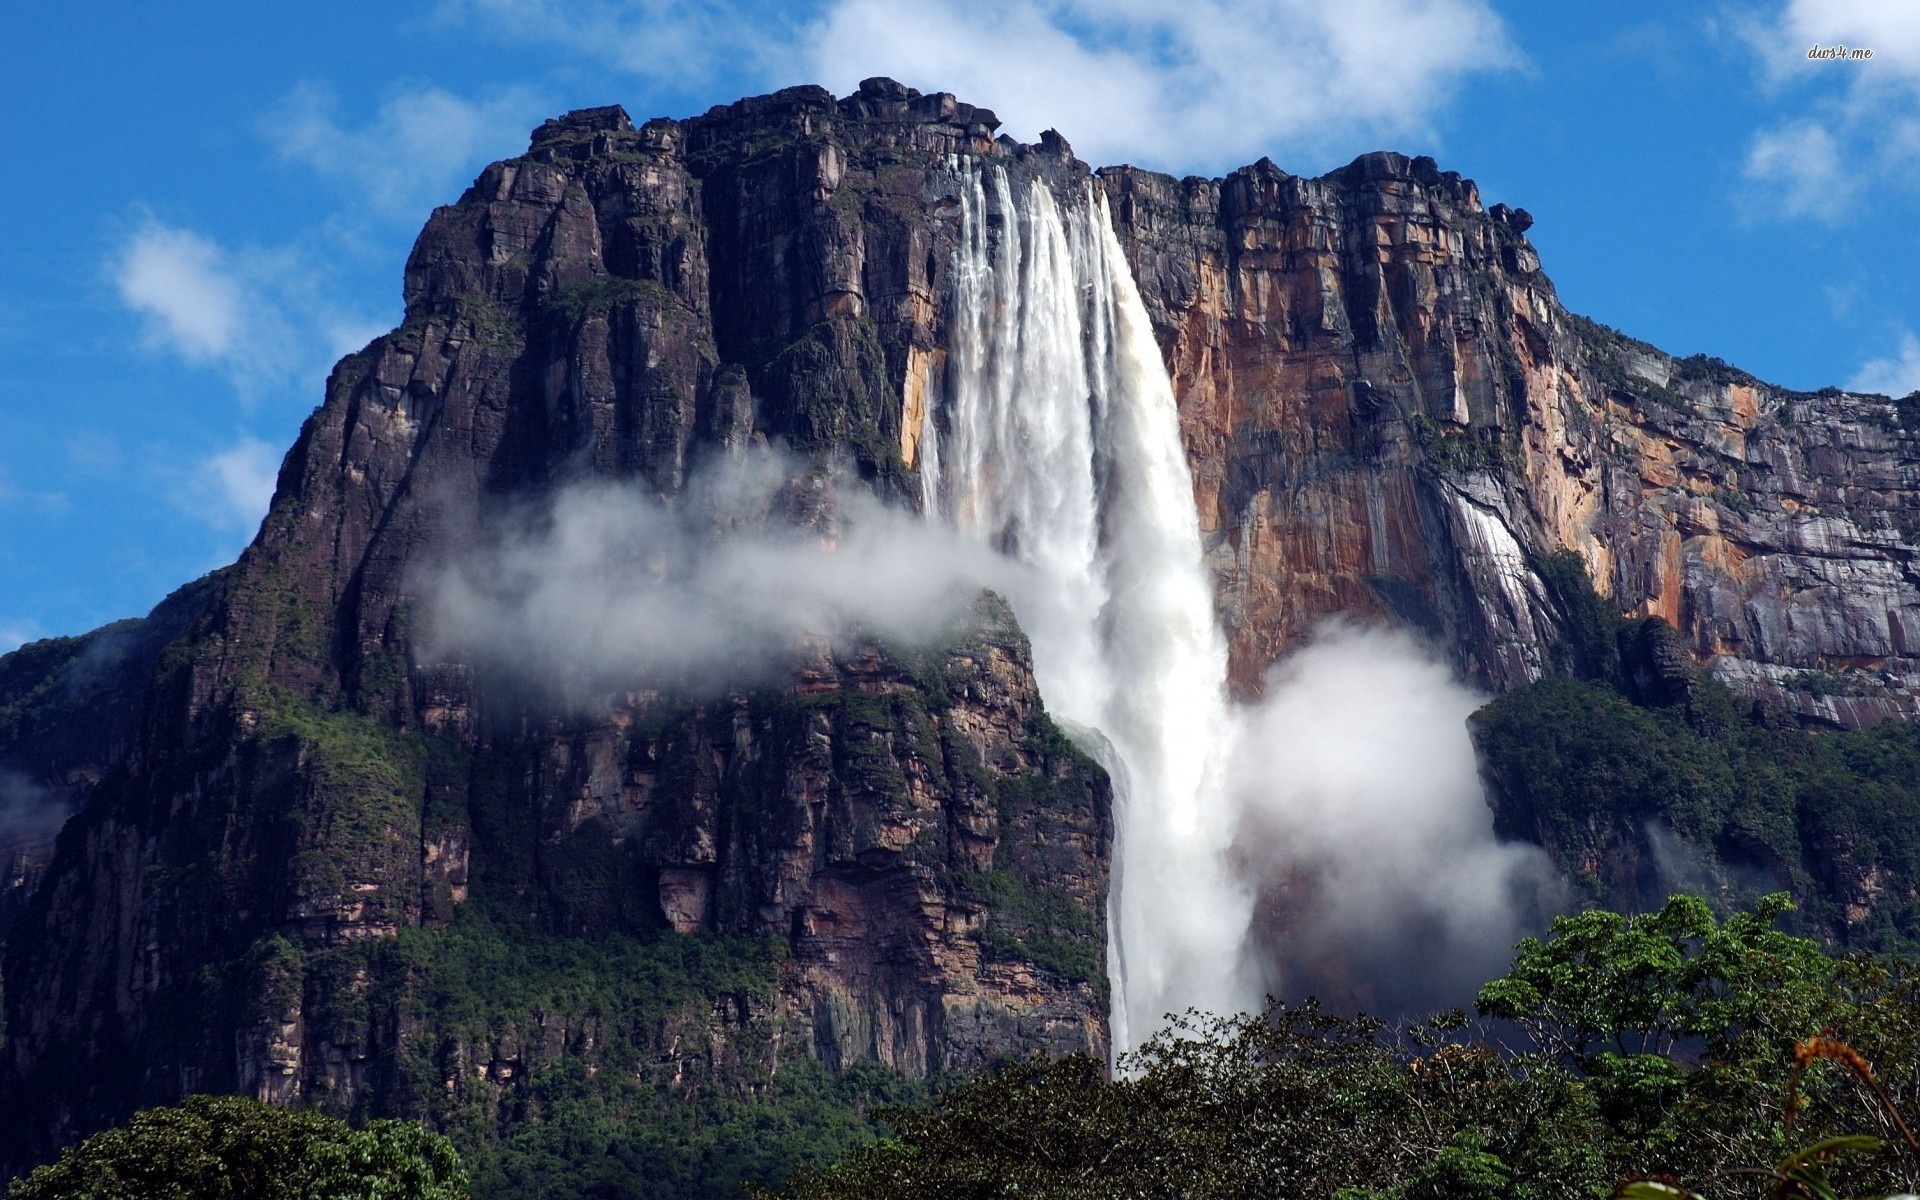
[1224,623,1561,1016]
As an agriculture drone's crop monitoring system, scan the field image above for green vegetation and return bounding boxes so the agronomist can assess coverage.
[1411,413,1522,476]
[260,915,925,1200]
[1476,549,1920,949]
[749,318,910,493]
[1478,670,1920,948]
[6,1095,466,1200]
[551,275,682,324]
[253,686,432,924]
[0,630,115,744]
[770,895,1920,1200]
[960,868,1103,993]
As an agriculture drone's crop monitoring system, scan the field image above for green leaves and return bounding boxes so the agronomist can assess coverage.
[1475,892,1831,1072]
[773,895,1920,1200]
[5,1097,467,1200]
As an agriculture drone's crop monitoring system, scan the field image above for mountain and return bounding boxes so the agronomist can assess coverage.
[4,78,1918,1189]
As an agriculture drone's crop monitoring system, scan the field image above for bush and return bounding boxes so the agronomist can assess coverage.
[7,1095,467,1200]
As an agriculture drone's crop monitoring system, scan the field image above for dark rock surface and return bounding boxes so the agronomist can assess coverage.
[0,87,1109,1172]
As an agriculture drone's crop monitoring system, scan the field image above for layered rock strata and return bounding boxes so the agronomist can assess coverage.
[1102,154,1920,718]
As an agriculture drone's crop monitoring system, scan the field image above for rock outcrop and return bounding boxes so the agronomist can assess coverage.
[0,82,1110,1173]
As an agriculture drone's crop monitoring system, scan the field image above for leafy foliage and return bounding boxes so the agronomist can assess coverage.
[770,896,1920,1200]
[1473,674,1920,948]
[275,917,922,1200]
[5,1095,467,1200]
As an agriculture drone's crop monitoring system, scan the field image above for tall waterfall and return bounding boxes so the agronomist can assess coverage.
[923,162,1254,1052]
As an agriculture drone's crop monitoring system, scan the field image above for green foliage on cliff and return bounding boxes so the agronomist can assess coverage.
[273,918,920,1200]
[960,868,1103,991]
[5,1095,467,1200]
[771,896,1920,1200]
[0,630,116,746]
[255,686,432,920]
[1473,673,1920,949]
[1475,546,1920,949]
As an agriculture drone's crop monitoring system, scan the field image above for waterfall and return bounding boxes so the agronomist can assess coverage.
[927,161,1254,1053]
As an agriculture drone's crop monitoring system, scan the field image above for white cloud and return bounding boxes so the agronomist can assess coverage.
[444,0,1516,171]
[1850,330,1920,396]
[263,82,546,216]
[110,218,388,398]
[1738,0,1920,221]
[419,450,1015,696]
[0,767,71,848]
[1741,119,1857,220]
[0,621,42,655]
[436,0,783,86]
[1226,623,1556,1012]
[802,0,1516,168]
[179,435,280,535]
[1751,0,1920,87]
[116,223,245,363]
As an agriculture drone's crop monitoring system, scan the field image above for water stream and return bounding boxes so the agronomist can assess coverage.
[923,160,1253,1053]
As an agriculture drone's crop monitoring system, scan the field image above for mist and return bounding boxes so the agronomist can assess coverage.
[0,768,70,852]
[1224,623,1559,1017]
[417,451,1018,698]
[418,448,1556,1019]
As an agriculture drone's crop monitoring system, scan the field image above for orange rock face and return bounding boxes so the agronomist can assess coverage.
[1103,153,1920,723]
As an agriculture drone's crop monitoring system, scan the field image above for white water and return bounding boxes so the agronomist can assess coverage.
[925,162,1254,1052]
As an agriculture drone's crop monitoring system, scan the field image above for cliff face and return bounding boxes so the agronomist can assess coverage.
[3,77,1917,1174]
[0,83,1112,1171]
[1103,155,1920,718]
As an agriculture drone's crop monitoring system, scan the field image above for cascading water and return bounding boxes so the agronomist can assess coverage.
[924,160,1255,1053]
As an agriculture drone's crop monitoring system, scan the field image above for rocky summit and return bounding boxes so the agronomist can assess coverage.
[2,78,1918,1188]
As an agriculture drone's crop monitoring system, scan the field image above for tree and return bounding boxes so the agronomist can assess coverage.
[773,895,1920,1200]
[6,1095,468,1200]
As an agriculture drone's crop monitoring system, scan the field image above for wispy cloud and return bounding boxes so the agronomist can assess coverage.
[442,0,1516,171]
[0,767,71,849]
[262,82,546,216]
[116,82,536,400]
[180,435,281,536]
[0,621,43,655]
[1850,330,1920,397]
[806,0,1517,168]
[116,223,249,365]
[1741,119,1857,220]
[435,0,783,88]
[1737,0,1920,222]
[110,218,385,398]
[419,450,1012,696]
[0,465,71,515]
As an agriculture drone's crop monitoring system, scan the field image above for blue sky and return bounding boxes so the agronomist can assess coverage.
[2,0,1917,649]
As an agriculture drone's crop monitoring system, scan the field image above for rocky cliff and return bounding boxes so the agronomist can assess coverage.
[0,83,1114,1177]
[1103,153,1920,719]
[3,78,1917,1180]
